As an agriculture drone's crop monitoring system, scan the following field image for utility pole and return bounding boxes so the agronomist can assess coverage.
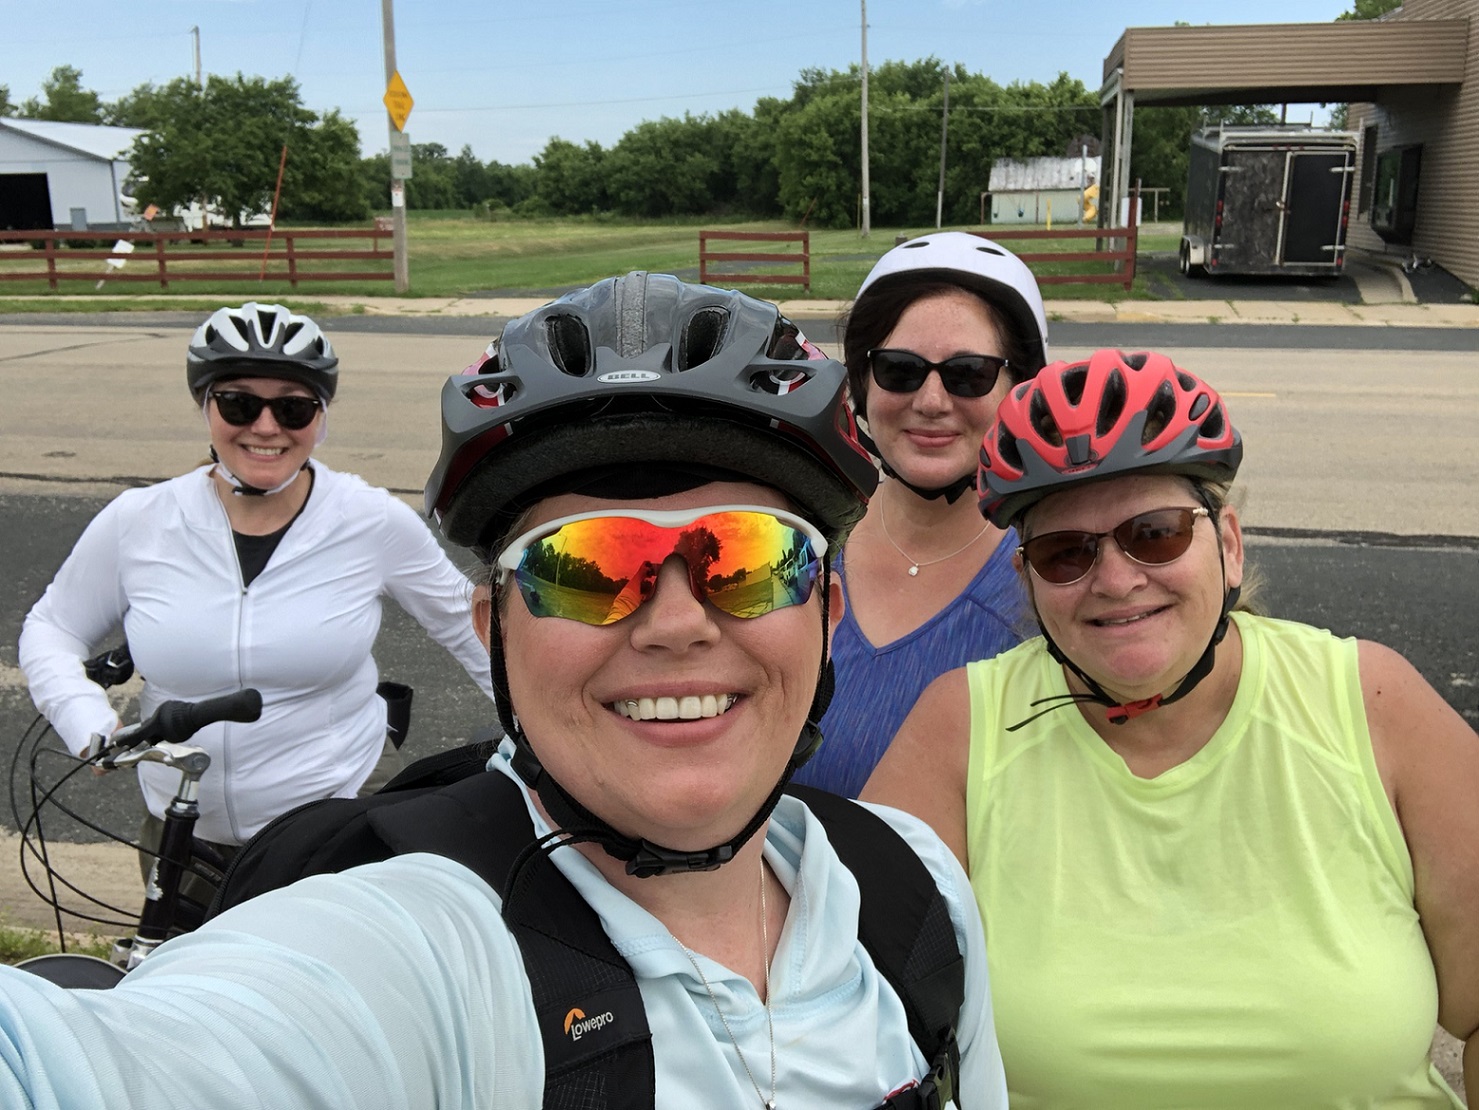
[859,0,871,238]
[935,69,950,229]
[191,26,203,87]
[380,0,410,292]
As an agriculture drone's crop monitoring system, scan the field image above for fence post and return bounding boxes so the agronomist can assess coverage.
[1123,182,1141,292]
[698,232,709,286]
[44,235,58,292]
[286,233,299,289]
[802,231,811,291]
[155,235,169,290]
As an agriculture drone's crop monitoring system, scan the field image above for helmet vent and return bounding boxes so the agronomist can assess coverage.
[1176,370,1198,391]
[1189,394,1210,420]
[679,307,729,370]
[203,324,218,345]
[546,315,592,376]
[1095,369,1127,437]
[283,320,304,344]
[228,315,251,343]
[1198,403,1226,441]
[1029,390,1063,447]
[1143,380,1178,443]
[903,241,928,249]
[1122,351,1148,370]
[256,309,279,339]
[1062,364,1088,406]
[975,244,1004,256]
[996,427,1024,471]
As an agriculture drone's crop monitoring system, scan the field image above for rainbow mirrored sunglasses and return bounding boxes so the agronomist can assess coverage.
[495,505,829,626]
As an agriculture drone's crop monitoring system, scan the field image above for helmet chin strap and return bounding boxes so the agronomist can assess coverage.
[1008,507,1240,732]
[208,447,307,497]
[488,562,835,878]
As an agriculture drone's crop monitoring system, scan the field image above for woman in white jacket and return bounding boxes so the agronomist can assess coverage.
[19,302,495,875]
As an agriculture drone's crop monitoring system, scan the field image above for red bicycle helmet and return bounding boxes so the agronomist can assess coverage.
[978,350,1241,527]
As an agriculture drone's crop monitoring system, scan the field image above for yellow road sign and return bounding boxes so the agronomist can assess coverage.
[383,71,414,132]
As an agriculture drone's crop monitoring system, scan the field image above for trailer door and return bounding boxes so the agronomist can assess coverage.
[1280,152,1351,266]
[1217,148,1284,271]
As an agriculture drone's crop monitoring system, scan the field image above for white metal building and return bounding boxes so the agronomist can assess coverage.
[988,155,1101,225]
[0,119,143,231]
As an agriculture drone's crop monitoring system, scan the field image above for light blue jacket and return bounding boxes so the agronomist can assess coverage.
[0,750,1006,1108]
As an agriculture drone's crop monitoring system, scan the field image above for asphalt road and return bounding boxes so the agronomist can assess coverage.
[0,318,1475,849]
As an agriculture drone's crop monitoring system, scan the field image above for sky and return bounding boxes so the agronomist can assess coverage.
[3,0,1352,166]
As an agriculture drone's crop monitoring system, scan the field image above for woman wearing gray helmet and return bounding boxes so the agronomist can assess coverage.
[20,302,495,888]
[793,231,1049,797]
[0,276,1008,1109]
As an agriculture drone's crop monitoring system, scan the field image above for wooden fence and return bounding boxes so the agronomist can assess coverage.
[0,228,394,291]
[698,230,810,290]
[971,189,1140,291]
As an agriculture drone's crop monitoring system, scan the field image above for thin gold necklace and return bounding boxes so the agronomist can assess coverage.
[675,862,776,1110]
[877,495,991,577]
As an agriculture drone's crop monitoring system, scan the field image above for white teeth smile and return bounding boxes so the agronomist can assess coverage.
[244,446,287,457]
[1096,610,1158,626]
[612,694,739,721]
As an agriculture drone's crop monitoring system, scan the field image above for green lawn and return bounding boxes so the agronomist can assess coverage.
[0,214,1180,305]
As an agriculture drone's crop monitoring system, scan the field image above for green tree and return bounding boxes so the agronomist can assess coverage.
[276,110,370,222]
[533,137,608,214]
[104,82,169,130]
[128,74,366,226]
[605,115,722,217]
[0,85,13,117]
[18,65,103,123]
[1337,0,1401,18]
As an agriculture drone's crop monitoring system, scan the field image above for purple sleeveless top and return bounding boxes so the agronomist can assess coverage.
[795,534,1028,798]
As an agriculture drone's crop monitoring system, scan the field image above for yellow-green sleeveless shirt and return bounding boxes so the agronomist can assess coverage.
[964,613,1462,1109]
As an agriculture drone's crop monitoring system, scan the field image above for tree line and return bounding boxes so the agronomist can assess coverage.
[8,45,1378,229]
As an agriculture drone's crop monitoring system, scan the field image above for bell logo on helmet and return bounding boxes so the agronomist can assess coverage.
[596,370,662,384]
[563,1006,616,1041]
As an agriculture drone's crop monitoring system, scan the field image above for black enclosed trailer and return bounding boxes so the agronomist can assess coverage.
[1179,126,1358,278]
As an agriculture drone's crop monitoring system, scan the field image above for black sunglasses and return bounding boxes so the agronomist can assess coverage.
[1019,507,1210,586]
[867,348,1009,398]
[210,390,323,431]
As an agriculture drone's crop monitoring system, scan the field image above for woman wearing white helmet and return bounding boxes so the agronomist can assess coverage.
[20,302,496,898]
[793,232,1049,797]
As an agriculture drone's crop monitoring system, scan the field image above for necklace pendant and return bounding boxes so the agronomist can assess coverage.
[907,564,919,577]
[766,1102,776,1110]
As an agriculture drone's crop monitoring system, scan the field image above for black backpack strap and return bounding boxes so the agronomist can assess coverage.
[787,785,964,1110]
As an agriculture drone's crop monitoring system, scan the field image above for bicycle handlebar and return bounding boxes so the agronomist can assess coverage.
[106,689,263,754]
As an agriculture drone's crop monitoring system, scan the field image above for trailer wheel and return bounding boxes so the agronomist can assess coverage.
[1179,241,1206,279]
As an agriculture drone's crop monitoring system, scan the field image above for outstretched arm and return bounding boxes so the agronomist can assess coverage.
[1360,640,1479,1094]
[860,666,973,868]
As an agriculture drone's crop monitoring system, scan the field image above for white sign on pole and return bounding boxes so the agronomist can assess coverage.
[390,182,406,208]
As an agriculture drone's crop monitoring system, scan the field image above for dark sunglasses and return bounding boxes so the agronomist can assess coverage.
[867,348,1009,398]
[496,505,827,626]
[1019,506,1210,586]
[210,390,323,431]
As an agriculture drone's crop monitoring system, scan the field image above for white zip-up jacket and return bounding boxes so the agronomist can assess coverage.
[19,462,495,844]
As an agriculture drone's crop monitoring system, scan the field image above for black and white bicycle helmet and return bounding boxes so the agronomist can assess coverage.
[427,271,877,558]
[187,302,338,403]
[425,272,878,878]
[855,230,1051,373]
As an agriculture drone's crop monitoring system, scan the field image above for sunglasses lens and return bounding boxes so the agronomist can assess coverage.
[1022,532,1100,585]
[211,391,319,430]
[510,511,819,626]
[869,351,1005,397]
[271,396,322,430]
[869,351,927,393]
[1118,509,1198,566]
[1023,508,1202,585]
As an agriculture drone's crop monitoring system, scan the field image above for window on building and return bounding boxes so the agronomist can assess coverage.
[1358,125,1378,216]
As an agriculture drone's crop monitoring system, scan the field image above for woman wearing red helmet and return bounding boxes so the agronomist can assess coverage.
[865,350,1478,1107]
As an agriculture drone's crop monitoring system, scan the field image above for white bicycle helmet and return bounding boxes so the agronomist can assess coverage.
[187,302,338,403]
[856,231,1050,372]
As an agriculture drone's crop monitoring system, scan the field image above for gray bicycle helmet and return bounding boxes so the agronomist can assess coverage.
[855,230,1050,373]
[427,271,877,558]
[187,302,339,403]
[426,273,878,879]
